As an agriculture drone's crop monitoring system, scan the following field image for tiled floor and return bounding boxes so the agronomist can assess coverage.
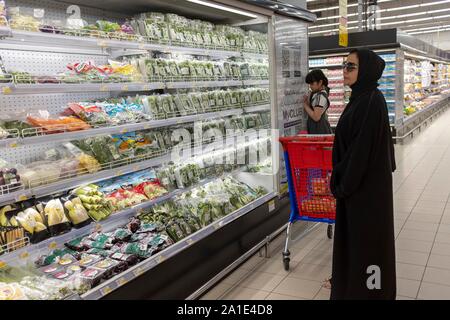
[201,106,450,300]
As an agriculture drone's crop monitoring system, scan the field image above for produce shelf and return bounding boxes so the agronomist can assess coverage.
[0,79,269,95]
[0,82,164,95]
[1,29,268,60]
[0,169,239,266]
[242,79,270,86]
[403,94,450,126]
[243,104,270,113]
[80,190,276,300]
[0,152,172,207]
[166,80,243,89]
[0,107,253,148]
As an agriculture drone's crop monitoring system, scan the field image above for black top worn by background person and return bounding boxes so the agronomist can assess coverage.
[307,90,332,134]
[330,49,397,300]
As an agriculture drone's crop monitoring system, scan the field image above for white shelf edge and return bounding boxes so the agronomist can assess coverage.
[0,107,250,149]
[2,29,268,60]
[1,79,258,94]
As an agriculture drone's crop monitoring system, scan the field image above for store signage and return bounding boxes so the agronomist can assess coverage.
[339,0,348,47]
[274,15,309,194]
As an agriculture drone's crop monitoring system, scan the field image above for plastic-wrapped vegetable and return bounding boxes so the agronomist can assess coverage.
[63,197,91,228]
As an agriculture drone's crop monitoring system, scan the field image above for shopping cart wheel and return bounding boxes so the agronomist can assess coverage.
[282,250,290,271]
[327,225,333,239]
[283,257,290,271]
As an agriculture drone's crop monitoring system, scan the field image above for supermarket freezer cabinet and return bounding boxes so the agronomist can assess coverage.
[0,0,314,300]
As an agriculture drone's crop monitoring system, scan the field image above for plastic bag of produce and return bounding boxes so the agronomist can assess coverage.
[37,197,72,236]
[62,196,92,228]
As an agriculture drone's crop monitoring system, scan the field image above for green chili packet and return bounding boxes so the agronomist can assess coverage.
[122,242,152,259]
[113,228,132,241]
[64,237,85,251]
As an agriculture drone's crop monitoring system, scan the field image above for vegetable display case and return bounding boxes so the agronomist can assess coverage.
[0,0,304,300]
[308,29,450,138]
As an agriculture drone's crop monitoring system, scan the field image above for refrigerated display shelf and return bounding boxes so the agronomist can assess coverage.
[0,104,270,149]
[403,94,450,126]
[0,166,245,262]
[80,190,276,300]
[0,82,164,95]
[1,29,268,60]
[0,108,257,148]
[0,79,266,95]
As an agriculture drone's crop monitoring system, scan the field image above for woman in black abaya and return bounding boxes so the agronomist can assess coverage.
[329,49,396,300]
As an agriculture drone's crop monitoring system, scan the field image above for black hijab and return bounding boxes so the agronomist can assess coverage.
[349,49,386,100]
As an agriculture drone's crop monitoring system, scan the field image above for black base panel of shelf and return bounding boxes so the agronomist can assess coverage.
[101,195,289,300]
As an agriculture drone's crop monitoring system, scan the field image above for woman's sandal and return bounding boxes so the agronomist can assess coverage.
[322,276,332,289]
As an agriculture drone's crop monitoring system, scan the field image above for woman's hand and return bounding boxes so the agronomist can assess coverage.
[303,94,310,109]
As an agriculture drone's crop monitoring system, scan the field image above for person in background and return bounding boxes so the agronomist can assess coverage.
[329,48,396,300]
[303,69,332,134]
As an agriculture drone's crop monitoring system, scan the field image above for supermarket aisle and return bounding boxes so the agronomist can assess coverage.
[201,105,450,300]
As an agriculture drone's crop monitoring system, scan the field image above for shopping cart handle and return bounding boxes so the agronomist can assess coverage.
[279,135,334,150]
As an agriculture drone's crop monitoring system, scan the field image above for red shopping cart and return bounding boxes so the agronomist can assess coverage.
[279,135,336,271]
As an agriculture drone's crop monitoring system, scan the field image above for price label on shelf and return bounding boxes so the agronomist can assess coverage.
[133,267,144,277]
[116,277,128,287]
[121,85,129,91]
[19,251,29,259]
[48,242,57,249]
[156,255,166,264]
[186,239,194,246]
[167,83,173,89]
[120,128,128,134]
[100,85,108,92]
[138,42,145,50]
[142,84,150,91]
[268,200,275,213]
[100,286,112,296]
[116,170,124,177]
[213,223,220,230]
[94,223,102,232]
[0,261,7,269]
[97,40,108,47]
[9,141,18,148]
[132,165,140,172]
[143,123,151,130]
[16,194,28,202]
[2,87,12,95]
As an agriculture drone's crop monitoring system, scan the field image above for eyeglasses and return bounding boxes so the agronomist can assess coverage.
[342,62,358,71]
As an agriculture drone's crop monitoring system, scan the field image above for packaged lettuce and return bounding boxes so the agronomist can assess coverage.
[173,95,188,117]
[168,60,180,78]
[193,61,205,78]
[224,90,233,107]
[142,95,163,119]
[204,62,214,77]
[190,93,203,113]
[178,61,190,77]
[200,93,211,113]
[159,95,176,116]
[157,59,169,77]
